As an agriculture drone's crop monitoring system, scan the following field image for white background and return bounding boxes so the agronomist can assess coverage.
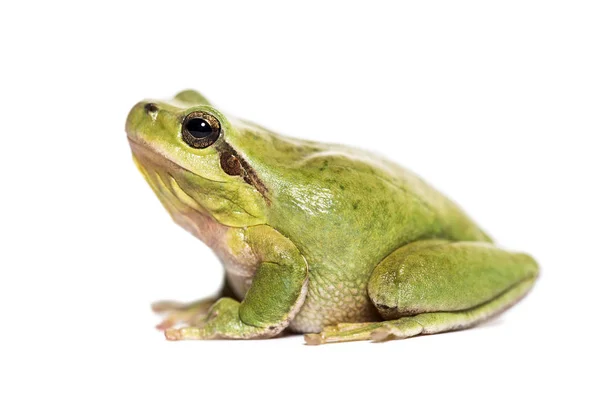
[1,1,598,395]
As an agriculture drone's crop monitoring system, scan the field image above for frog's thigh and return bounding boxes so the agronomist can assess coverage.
[305,240,539,344]
[368,239,539,340]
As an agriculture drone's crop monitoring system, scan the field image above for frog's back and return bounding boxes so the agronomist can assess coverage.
[256,139,491,253]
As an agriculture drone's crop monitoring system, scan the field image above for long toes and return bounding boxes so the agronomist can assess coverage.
[151,300,187,313]
[156,318,177,331]
[304,323,382,344]
[165,327,206,341]
[155,311,186,330]
[155,310,208,330]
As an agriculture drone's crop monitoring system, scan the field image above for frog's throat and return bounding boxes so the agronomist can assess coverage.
[128,138,234,240]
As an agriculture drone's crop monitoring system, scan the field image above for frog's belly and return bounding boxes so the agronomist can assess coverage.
[288,269,381,333]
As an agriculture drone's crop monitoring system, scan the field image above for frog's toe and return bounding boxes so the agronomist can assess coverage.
[304,322,382,345]
[164,327,209,341]
[155,311,209,331]
[304,319,429,344]
[151,298,216,330]
[151,300,187,313]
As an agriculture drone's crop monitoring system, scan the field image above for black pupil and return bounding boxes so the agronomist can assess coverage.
[186,118,213,138]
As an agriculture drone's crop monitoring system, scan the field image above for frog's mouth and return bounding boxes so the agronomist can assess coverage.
[127,136,265,233]
[128,137,193,177]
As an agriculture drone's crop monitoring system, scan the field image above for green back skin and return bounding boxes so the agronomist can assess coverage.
[126,90,491,332]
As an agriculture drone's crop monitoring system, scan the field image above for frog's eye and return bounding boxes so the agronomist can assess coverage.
[181,111,221,149]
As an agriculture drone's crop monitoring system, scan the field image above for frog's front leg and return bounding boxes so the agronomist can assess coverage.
[306,240,539,344]
[165,225,308,340]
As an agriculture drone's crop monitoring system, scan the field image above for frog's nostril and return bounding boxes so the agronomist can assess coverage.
[144,103,159,114]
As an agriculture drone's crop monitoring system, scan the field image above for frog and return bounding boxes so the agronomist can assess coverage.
[125,90,539,344]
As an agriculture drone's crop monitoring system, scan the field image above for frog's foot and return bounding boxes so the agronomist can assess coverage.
[151,298,217,330]
[163,298,284,341]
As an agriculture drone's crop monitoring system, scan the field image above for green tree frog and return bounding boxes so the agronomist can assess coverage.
[125,90,539,344]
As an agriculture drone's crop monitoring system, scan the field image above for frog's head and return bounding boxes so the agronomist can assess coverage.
[125,90,269,232]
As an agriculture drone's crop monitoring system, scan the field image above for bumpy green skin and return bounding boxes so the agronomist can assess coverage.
[125,90,539,343]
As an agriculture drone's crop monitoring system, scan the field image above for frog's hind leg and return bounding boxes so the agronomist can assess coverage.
[370,275,536,342]
[305,240,538,344]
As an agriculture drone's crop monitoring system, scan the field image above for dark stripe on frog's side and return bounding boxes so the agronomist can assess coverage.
[217,141,270,202]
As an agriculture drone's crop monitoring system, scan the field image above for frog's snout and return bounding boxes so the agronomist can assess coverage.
[126,101,159,138]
